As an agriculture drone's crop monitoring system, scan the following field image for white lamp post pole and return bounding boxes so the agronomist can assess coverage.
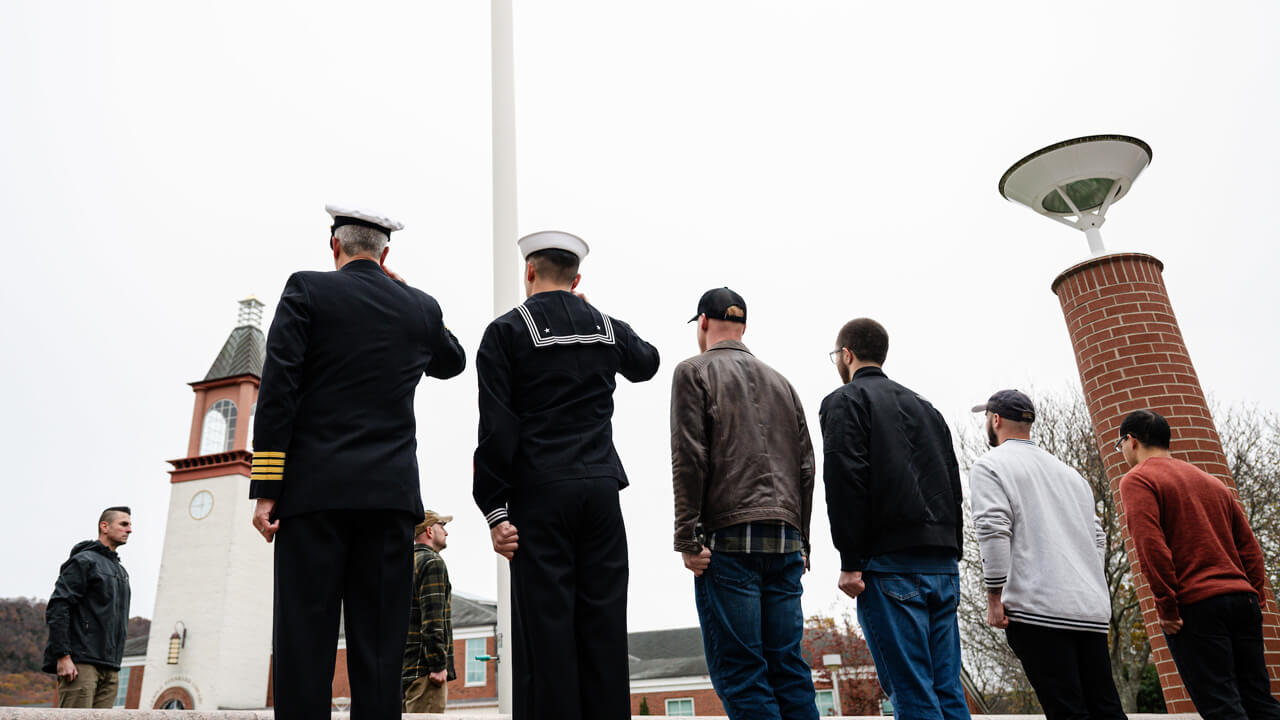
[491,0,519,713]
[822,653,843,717]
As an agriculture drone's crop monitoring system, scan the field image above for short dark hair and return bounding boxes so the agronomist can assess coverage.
[527,248,580,285]
[836,318,889,365]
[99,506,131,526]
[1118,409,1171,449]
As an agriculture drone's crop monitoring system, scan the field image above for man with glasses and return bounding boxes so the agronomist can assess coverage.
[1117,409,1279,720]
[819,317,969,720]
[670,287,818,720]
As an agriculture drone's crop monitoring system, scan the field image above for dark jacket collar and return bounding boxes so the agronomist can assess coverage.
[708,339,752,355]
[852,365,886,380]
[339,258,383,274]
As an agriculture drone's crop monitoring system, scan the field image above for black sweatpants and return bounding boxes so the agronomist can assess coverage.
[272,509,415,720]
[1165,592,1280,720]
[1005,621,1127,720]
[509,477,630,720]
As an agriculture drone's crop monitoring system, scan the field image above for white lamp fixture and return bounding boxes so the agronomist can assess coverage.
[999,135,1152,256]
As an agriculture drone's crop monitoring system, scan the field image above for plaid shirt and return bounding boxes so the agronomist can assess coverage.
[708,520,805,554]
[402,544,454,688]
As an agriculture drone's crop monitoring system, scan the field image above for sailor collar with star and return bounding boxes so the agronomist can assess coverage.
[516,290,615,348]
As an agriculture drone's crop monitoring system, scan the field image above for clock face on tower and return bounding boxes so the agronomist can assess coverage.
[189,490,214,520]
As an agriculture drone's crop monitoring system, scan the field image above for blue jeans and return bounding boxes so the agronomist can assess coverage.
[695,551,819,720]
[857,572,970,720]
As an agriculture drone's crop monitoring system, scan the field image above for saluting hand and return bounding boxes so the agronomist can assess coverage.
[382,264,406,283]
[253,498,280,543]
[491,521,519,560]
[838,570,865,599]
[682,548,712,577]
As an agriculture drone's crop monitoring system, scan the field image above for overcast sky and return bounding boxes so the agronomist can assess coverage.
[2,2,1278,634]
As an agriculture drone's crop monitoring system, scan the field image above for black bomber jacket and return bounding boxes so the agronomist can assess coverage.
[819,366,963,571]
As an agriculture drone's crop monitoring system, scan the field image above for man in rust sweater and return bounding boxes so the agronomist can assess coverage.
[1118,409,1280,720]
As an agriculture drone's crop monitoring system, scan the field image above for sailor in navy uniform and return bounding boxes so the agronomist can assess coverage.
[473,231,660,720]
[250,204,466,720]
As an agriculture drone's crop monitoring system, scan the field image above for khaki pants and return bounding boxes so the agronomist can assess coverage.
[56,663,119,708]
[403,675,447,713]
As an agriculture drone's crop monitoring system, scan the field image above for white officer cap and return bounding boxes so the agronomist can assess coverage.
[325,204,405,238]
[517,230,590,261]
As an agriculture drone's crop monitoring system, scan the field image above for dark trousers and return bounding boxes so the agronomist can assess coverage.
[509,478,630,720]
[694,551,819,720]
[1165,592,1280,720]
[272,509,415,720]
[1004,622,1126,720]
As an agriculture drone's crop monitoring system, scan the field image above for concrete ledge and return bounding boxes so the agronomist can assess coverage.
[0,707,1203,712]
[0,714,1202,720]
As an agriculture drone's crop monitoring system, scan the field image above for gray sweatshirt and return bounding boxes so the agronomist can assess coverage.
[970,438,1110,632]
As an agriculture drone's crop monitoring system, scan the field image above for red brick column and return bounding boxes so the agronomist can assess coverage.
[1052,252,1280,710]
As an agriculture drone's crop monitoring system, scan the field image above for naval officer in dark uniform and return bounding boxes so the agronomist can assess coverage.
[250,204,466,720]
[474,230,660,720]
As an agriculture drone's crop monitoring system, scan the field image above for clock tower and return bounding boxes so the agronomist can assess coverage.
[139,296,275,709]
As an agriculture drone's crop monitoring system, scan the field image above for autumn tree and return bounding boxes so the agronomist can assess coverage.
[802,613,884,716]
[1216,403,1280,592]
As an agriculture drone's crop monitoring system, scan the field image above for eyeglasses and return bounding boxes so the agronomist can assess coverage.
[1114,435,1129,453]
[828,349,843,365]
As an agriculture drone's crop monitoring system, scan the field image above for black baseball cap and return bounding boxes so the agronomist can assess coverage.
[971,389,1035,423]
[689,287,747,324]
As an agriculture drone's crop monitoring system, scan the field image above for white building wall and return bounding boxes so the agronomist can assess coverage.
[214,474,274,708]
[139,473,273,709]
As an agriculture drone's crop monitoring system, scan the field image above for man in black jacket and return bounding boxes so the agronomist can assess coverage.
[819,318,969,720]
[250,205,466,720]
[43,506,132,708]
[474,230,659,720]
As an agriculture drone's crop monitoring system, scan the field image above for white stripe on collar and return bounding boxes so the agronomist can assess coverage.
[516,303,615,347]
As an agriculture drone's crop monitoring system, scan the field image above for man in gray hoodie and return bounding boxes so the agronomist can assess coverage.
[969,391,1125,720]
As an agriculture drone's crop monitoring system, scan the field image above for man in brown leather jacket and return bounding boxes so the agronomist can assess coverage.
[670,287,818,720]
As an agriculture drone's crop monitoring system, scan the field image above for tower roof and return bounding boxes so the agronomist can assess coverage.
[203,297,266,382]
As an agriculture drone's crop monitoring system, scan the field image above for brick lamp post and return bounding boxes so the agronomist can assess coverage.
[999,136,1280,710]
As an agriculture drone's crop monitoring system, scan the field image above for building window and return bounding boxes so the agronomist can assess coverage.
[465,637,487,686]
[114,666,131,707]
[665,698,694,716]
[816,689,836,716]
[199,399,237,455]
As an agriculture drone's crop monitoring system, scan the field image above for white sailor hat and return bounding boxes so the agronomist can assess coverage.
[325,204,404,239]
[517,230,590,261]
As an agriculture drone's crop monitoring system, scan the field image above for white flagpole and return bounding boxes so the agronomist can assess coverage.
[491,0,518,713]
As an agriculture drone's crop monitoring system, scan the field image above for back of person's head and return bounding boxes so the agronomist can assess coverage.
[99,506,131,526]
[334,224,389,258]
[527,248,580,285]
[1118,409,1171,449]
[836,318,889,365]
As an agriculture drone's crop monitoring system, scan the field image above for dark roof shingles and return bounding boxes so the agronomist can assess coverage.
[204,325,266,381]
